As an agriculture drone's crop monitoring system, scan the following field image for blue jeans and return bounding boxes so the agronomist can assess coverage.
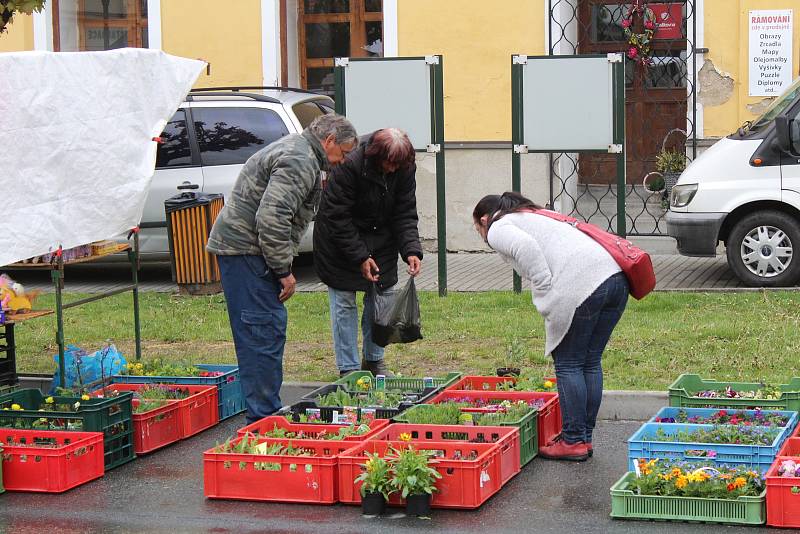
[552,272,629,445]
[328,287,386,372]
[217,255,287,424]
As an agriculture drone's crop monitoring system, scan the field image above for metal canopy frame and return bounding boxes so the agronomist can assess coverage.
[511,53,626,292]
[334,55,448,296]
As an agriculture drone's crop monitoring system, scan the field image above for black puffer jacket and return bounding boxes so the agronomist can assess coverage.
[313,138,423,292]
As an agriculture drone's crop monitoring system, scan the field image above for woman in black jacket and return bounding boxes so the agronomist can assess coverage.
[314,128,423,376]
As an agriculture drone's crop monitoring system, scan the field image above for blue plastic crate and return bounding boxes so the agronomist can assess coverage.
[649,407,799,433]
[628,422,794,472]
[113,364,244,420]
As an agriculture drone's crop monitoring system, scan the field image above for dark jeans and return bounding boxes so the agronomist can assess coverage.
[552,272,629,445]
[217,255,287,424]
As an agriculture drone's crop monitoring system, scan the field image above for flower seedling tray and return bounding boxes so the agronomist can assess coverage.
[302,384,440,416]
[427,389,560,451]
[0,429,104,492]
[281,401,387,425]
[236,415,389,441]
[766,456,800,528]
[650,407,799,430]
[0,388,134,471]
[610,472,765,525]
[627,422,792,472]
[668,374,800,411]
[366,423,521,485]
[446,375,557,392]
[334,371,462,393]
[284,399,406,423]
[113,364,243,420]
[203,437,353,504]
[394,402,539,467]
[338,440,504,509]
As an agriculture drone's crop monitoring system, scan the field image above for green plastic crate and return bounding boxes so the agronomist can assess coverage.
[393,403,539,466]
[335,371,462,393]
[610,472,765,525]
[669,374,800,411]
[0,388,135,471]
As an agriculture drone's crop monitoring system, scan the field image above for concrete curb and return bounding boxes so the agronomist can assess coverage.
[284,381,669,422]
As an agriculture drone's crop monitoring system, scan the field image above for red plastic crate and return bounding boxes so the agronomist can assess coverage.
[427,389,561,448]
[779,437,800,456]
[237,416,389,441]
[99,384,219,439]
[447,376,557,392]
[0,429,104,492]
[365,423,520,485]
[173,385,219,438]
[93,385,182,454]
[131,399,182,454]
[203,437,354,504]
[338,440,504,509]
[767,456,800,528]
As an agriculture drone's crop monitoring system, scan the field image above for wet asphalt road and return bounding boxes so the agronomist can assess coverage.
[0,386,771,534]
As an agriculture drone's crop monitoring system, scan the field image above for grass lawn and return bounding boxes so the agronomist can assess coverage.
[10,290,800,390]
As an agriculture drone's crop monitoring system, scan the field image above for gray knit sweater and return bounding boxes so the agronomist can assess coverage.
[487,212,621,355]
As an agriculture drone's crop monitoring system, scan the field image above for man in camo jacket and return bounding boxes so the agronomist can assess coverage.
[207,114,357,424]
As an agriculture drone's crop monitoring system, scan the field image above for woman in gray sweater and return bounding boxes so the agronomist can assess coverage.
[473,192,629,461]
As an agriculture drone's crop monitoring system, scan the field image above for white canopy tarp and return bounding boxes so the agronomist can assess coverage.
[0,48,205,266]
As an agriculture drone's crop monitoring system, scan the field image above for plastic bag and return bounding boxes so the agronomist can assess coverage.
[50,343,127,393]
[370,278,423,348]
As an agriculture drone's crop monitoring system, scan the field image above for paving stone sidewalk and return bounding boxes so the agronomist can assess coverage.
[5,251,773,294]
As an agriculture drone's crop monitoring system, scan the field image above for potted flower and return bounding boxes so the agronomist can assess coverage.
[389,445,442,517]
[655,148,687,196]
[354,452,394,516]
[496,339,525,377]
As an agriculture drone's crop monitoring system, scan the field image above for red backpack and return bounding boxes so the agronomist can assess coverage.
[533,209,656,300]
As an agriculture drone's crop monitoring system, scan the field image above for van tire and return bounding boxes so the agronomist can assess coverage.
[726,211,800,287]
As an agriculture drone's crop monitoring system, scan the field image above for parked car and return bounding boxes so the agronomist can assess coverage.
[138,87,334,260]
[666,76,800,286]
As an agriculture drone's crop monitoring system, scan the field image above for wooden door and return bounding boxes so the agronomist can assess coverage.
[298,0,384,95]
[578,0,688,184]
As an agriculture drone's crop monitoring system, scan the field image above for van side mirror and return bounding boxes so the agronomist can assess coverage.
[775,116,794,154]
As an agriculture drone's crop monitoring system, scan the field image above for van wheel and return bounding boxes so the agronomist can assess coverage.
[726,211,800,287]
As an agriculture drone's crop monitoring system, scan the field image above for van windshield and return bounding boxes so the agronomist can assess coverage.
[751,77,800,130]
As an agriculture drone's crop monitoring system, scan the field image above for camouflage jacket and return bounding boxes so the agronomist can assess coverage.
[206,129,327,277]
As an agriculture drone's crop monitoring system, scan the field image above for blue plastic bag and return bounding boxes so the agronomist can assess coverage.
[50,343,127,393]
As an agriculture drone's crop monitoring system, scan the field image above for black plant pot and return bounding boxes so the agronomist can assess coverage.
[496,367,520,377]
[405,493,432,517]
[361,491,386,516]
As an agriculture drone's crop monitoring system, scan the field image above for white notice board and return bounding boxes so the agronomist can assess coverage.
[340,58,433,150]
[749,9,794,97]
[521,56,616,152]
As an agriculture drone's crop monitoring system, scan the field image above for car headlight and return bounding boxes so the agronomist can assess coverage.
[671,184,698,208]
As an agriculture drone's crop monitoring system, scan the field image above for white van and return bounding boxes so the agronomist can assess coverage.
[666,77,800,286]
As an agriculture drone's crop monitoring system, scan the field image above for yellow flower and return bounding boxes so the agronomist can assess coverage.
[671,468,682,478]
[10,403,22,411]
[734,477,747,489]
[675,476,688,489]
[543,380,554,389]
[81,394,90,401]
[398,433,412,442]
[45,396,54,404]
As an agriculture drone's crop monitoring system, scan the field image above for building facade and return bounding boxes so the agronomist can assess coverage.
[2,0,798,249]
